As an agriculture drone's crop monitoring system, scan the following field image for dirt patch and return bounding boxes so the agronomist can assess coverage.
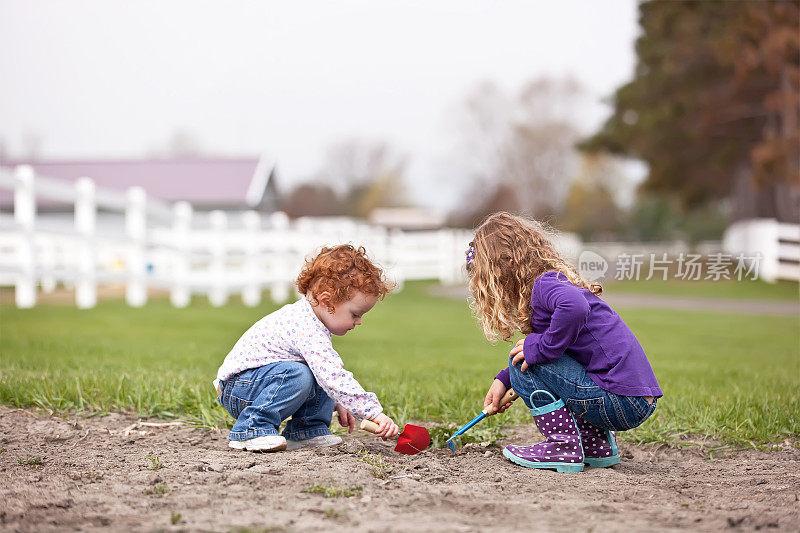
[0,407,797,532]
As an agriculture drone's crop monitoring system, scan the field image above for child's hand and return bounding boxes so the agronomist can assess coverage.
[335,404,356,434]
[484,379,513,414]
[510,339,528,372]
[370,413,399,440]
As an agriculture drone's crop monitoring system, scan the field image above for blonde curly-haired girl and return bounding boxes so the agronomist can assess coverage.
[467,212,662,473]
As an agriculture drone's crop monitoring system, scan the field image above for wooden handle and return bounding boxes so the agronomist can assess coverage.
[501,388,520,405]
[360,419,380,433]
[483,388,520,415]
[337,413,382,435]
[360,419,404,443]
[337,412,381,434]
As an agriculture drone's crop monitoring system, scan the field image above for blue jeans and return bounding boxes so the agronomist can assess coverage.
[218,361,335,441]
[508,355,657,431]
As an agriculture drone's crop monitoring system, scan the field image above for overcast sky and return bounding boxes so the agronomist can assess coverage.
[0,1,641,210]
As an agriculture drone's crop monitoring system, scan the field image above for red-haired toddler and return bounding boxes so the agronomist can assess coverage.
[214,245,399,452]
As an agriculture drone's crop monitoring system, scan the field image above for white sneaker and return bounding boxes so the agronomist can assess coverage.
[228,440,247,450]
[286,434,343,451]
[240,435,287,452]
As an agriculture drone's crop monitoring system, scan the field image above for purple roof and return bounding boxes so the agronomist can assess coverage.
[0,157,262,208]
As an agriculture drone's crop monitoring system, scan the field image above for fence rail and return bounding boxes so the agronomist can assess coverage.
[722,219,800,283]
[1,165,796,309]
[0,165,475,309]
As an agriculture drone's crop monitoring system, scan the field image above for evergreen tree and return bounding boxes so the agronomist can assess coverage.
[581,0,799,221]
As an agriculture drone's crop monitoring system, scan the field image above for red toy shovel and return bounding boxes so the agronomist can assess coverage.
[360,419,431,455]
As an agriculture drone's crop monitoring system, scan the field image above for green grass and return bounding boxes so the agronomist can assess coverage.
[615,306,799,449]
[301,484,363,498]
[603,278,799,301]
[17,456,43,467]
[143,482,169,496]
[0,281,797,449]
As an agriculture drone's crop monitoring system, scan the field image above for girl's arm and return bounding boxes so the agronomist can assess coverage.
[521,273,589,365]
[294,332,383,420]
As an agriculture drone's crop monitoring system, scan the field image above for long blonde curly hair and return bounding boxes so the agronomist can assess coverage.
[467,212,601,343]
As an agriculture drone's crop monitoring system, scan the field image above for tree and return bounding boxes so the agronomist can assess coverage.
[314,139,408,218]
[343,174,406,219]
[316,139,406,193]
[450,77,587,223]
[623,195,684,242]
[581,0,800,222]
[559,154,626,240]
[449,181,521,229]
[281,183,341,218]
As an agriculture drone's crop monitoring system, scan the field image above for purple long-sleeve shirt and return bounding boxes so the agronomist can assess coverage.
[495,271,662,398]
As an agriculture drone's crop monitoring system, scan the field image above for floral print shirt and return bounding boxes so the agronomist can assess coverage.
[214,298,382,419]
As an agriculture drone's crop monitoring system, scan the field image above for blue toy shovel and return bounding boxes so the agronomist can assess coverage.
[446,388,519,451]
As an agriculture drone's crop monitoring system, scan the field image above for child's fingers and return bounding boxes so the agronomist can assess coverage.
[487,395,500,414]
[378,420,390,439]
[521,361,528,372]
[380,421,399,440]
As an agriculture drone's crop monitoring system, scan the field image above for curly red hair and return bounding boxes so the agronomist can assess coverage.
[296,245,393,312]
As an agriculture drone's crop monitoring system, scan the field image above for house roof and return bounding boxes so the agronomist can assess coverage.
[0,156,275,209]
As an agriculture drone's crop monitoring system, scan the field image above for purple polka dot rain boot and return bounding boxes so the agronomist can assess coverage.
[575,416,620,468]
[502,390,584,473]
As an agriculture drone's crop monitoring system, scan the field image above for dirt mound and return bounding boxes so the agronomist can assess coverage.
[1,407,797,532]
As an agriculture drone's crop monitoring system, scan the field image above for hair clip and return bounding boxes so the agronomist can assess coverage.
[465,246,475,265]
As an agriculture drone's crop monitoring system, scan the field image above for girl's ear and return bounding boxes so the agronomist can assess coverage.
[315,291,332,308]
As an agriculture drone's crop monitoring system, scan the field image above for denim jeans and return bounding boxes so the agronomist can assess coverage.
[218,361,335,441]
[508,354,657,431]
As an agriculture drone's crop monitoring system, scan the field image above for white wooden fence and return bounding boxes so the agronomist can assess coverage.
[0,165,473,309]
[2,165,796,310]
[722,219,800,283]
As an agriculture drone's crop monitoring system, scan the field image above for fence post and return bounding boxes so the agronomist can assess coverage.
[75,177,97,308]
[723,219,780,282]
[242,210,262,307]
[14,165,36,308]
[170,201,192,308]
[125,186,147,307]
[209,210,228,306]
